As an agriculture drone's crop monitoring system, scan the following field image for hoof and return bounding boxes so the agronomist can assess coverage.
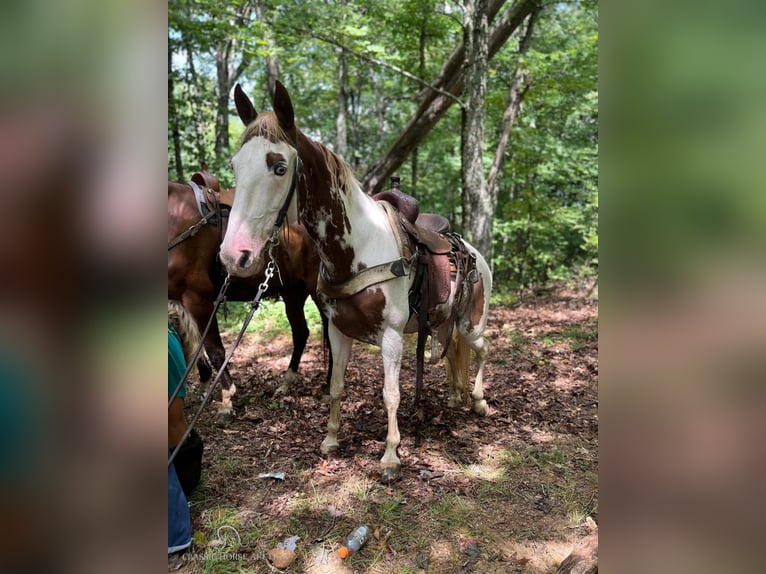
[320,440,339,456]
[273,383,290,396]
[473,399,488,417]
[216,410,234,426]
[447,396,461,409]
[380,466,400,484]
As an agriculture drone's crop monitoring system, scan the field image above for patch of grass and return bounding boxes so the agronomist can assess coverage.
[503,446,568,470]
[218,299,323,339]
[490,288,519,307]
[549,483,597,526]
[430,494,472,531]
[509,331,528,357]
[541,322,597,351]
[345,475,377,504]
[219,456,246,475]
[194,505,260,573]
[377,494,405,526]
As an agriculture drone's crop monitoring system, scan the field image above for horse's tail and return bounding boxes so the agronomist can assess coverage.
[452,328,472,406]
[444,327,472,406]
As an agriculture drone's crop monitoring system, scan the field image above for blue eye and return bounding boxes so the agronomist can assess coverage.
[274,164,287,176]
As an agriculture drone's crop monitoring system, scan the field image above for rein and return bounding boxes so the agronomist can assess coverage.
[168,250,278,468]
[168,209,216,251]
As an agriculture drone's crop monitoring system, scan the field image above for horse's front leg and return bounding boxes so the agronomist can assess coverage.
[380,328,403,483]
[320,325,352,456]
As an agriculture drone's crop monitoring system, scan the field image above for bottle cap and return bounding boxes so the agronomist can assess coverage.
[338,546,349,559]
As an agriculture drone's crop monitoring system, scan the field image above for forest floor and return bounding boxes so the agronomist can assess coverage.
[173,279,598,574]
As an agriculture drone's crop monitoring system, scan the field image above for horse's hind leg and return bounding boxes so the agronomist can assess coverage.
[275,287,310,395]
[465,333,489,416]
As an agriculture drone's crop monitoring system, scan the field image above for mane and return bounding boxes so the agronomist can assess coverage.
[314,140,361,197]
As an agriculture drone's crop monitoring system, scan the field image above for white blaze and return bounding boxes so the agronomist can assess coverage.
[219,137,298,276]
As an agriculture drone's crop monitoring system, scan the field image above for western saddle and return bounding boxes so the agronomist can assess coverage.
[374,178,478,405]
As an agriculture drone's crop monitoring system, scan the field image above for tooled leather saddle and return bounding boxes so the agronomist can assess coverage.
[374,179,478,405]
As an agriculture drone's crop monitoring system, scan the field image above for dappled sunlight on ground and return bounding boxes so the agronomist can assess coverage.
[176,281,597,572]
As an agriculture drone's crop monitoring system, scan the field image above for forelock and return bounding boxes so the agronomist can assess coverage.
[241,112,288,145]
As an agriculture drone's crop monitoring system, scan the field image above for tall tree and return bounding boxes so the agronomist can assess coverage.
[254,0,281,96]
[411,9,429,192]
[214,2,253,159]
[362,0,541,195]
[461,0,491,256]
[168,38,183,182]
[184,37,207,166]
[336,49,349,157]
[485,7,539,240]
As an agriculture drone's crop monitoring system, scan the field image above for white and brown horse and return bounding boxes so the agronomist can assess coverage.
[220,82,492,482]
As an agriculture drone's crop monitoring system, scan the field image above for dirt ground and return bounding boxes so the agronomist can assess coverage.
[174,280,598,573]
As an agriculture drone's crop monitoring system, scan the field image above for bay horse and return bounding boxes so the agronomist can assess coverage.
[220,82,493,482]
[168,166,329,421]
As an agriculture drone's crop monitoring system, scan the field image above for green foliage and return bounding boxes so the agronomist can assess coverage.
[490,2,598,287]
[169,0,598,290]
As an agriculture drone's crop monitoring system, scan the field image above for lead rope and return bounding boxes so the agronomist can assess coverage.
[168,235,280,468]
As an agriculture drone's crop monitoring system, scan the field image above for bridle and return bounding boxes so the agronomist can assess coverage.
[272,144,303,233]
[261,140,303,270]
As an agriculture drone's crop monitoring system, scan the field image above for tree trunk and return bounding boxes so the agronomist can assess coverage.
[214,46,232,159]
[255,0,281,96]
[168,41,184,182]
[487,8,538,203]
[335,47,349,157]
[372,71,386,142]
[214,4,252,159]
[411,12,428,192]
[184,39,207,166]
[461,0,491,257]
[362,0,540,196]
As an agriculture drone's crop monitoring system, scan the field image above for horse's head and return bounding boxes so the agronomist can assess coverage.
[219,82,301,277]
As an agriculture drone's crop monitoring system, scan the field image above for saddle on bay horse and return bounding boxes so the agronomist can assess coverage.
[168,164,235,251]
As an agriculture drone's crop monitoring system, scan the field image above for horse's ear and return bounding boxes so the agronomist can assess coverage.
[273,81,295,130]
[200,161,208,172]
[234,83,257,126]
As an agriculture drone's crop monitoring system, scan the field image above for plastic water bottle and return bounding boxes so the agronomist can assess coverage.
[338,525,371,559]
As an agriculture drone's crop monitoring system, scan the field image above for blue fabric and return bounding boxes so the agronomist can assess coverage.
[168,460,192,554]
[168,324,186,399]
[0,354,41,484]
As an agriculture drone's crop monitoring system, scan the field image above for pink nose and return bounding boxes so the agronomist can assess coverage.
[220,233,265,275]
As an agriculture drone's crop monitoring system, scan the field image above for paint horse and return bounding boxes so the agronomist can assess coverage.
[168,165,329,421]
[220,82,492,482]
